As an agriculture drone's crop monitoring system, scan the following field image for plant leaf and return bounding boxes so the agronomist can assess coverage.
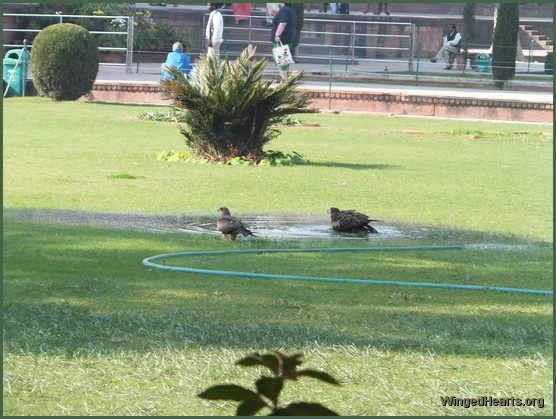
[277,352,304,379]
[255,376,283,405]
[236,400,268,416]
[283,402,340,416]
[268,408,292,416]
[237,353,280,375]
[197,384,264,404]
[294,369,341,385]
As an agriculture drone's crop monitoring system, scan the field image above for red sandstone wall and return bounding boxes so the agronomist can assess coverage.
[66,81,552,124]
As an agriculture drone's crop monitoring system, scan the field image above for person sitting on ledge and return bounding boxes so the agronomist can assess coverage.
[429,23,462,70]
[160,42,192,81]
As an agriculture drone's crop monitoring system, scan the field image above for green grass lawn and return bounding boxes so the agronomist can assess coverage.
[3,98,552,240]
[3,97,553,416]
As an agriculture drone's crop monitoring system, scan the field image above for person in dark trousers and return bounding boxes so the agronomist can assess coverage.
[373,3,390,15]
[362,3,389,15]
[305,3,329,13]
[270,3,296,81]
[430,23,462,70]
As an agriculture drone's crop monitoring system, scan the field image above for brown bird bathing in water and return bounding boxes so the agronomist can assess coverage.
[217,207,255,241]
[328,207,380,234]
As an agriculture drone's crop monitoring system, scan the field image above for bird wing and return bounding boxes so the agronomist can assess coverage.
[332,210,366,230]
[345,210,380,223]
[330,208,380,232]
[217,215,242,232]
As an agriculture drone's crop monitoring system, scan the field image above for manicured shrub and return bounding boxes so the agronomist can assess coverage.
[160,46,317,163]
[30,23,99,101]
[545,52,553,75]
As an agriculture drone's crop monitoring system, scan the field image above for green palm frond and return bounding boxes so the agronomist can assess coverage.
[160,46,317,161]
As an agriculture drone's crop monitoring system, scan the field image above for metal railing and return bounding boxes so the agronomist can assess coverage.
[4,11,550,88]
[3,13,134,73]
[204,14,416,72]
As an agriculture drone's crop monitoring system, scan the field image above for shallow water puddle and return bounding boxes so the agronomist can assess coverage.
[174,215,405,239]
[6,209,404,240]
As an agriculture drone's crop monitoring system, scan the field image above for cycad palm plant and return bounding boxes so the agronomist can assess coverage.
[160,46,316,162]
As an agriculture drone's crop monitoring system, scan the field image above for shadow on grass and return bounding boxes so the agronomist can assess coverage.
[309,162,400,171]
[84,101,167,109]
[3,215,553,360]
[3,298,552,360]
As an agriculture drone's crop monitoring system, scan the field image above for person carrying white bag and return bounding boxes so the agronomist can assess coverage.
[270,3,296,82]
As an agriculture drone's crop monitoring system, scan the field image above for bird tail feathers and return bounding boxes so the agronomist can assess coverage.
[364,225,379,234]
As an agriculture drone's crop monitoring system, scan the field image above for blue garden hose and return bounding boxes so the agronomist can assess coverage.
[142,246,553,296]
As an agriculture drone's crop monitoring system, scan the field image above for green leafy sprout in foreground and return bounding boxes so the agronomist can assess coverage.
[198,352,340,416]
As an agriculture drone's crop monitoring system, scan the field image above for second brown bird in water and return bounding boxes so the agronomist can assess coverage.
[328,207,380,234]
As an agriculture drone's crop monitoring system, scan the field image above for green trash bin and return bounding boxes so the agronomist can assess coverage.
[3,48,30,97]
[474,52,491,73]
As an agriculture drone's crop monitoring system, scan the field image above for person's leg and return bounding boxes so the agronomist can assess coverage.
[431,47,443,62]
[210,42,222,58]
[442,45,458,68]
[448,52,456,68]
[441,47,450,66]
[279,63,290,80]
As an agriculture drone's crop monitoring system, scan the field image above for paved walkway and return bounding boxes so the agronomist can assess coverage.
[99,58,550,80]
[95,60,553,105]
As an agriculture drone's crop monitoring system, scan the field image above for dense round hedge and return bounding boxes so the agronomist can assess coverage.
[30,23,99,101]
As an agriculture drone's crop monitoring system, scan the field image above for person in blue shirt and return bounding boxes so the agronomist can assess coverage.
[270,3,296,81]
[160,42,192,81]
